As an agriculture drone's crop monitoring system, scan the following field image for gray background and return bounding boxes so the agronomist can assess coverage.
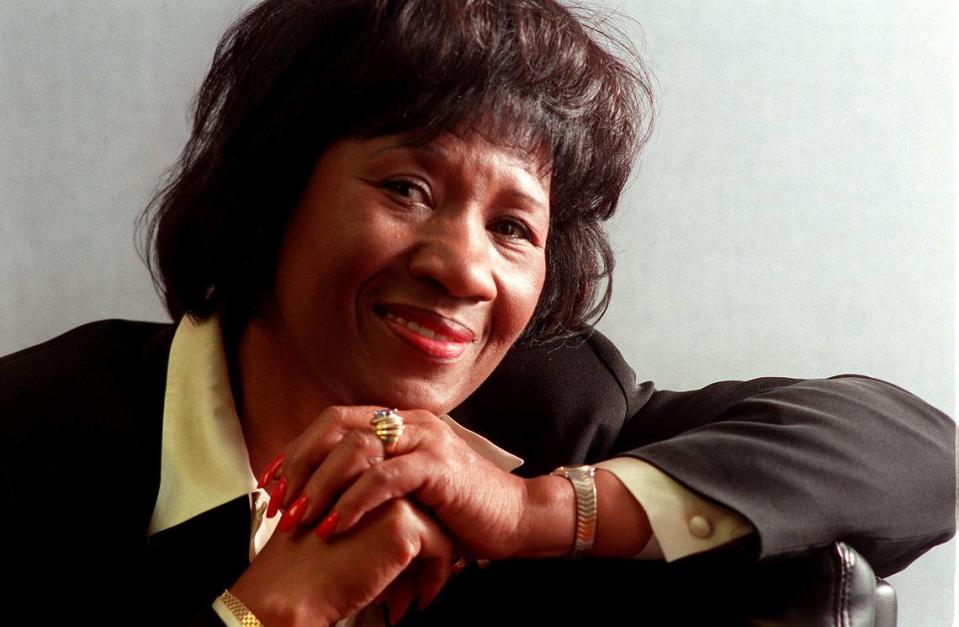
[1,1,953,624]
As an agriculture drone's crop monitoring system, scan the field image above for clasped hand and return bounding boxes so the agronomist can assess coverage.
[273,406,529,558]
[233,406,535,626]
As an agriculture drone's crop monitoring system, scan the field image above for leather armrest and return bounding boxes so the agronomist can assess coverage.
[739,542,896,626]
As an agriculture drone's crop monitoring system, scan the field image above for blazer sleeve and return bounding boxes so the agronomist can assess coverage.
[586,333,956,578]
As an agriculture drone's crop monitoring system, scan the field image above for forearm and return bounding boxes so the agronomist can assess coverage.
[620,375,955,574]
[516,469,652,558]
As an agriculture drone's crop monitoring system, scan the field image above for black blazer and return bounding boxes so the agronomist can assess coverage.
[1,320,953,625]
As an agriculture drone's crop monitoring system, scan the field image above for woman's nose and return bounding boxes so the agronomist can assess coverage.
[408,217,496,302]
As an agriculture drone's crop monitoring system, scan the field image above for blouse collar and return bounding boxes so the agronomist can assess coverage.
[149,315,522,535]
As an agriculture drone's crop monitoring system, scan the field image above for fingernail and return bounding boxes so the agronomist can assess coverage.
[315,511,340,541]
[278,495,308,532]
[257,453,285,489]
[266,476,288,518]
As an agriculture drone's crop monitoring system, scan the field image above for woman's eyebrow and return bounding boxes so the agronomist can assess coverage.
[504,185,550,213]
[371,140,543,176]
[368,140,443,160]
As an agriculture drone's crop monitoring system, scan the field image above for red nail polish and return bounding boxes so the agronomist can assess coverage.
[266,477,287,518]
[315,511,340,541]
[257,453,285,489]
[278,495,308,533]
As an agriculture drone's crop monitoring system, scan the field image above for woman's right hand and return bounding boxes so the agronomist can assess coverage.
[228,498,454,627]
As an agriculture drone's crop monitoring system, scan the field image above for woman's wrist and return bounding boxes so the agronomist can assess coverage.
[216,589,266,627]
[592,469,652,556]
[228,577,332,627]
[513,474,579,558]
[514,469,653,560]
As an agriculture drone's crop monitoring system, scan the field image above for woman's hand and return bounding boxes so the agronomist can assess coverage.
[263,406,542,560]
[230,498,453,627]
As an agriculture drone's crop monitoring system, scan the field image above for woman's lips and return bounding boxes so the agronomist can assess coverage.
[377,304,475,360]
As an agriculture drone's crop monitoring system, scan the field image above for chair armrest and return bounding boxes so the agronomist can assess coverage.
[739,542,896,626]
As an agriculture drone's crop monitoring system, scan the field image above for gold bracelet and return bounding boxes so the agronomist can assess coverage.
[550,465,597,558]
[218,589,264,627]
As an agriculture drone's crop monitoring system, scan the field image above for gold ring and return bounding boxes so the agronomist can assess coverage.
[370,408,405,454]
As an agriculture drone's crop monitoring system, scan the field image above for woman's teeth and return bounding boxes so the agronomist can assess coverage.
[384,311,456,342]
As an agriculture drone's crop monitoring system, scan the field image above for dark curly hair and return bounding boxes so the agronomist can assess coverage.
[140,0,652,344]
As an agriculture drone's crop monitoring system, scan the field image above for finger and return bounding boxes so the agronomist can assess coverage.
[409,504,455,611]
[255,452,286,489]
[365,499,454,619]
[329,454,430,536]
[278,405,379,506]
[281,406,430,508]
[383,566,417,625]
[295,429,384,526]
[382,502,456,622]
[367,408,437,459]
[415,553,452,611]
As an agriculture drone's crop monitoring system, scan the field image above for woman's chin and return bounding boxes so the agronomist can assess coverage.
[347,378,468,416]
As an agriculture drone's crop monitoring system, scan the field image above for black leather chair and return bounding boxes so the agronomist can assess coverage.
[739,542,895,626]
[397,540,895,626]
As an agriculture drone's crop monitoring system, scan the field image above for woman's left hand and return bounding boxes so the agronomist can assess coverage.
[266,406,538,560]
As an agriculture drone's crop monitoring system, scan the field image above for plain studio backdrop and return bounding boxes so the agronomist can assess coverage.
[1,1,953,625]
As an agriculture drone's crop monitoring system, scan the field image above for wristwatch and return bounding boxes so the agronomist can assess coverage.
[550,464,597,557]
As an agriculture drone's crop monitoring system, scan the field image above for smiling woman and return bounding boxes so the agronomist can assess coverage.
[244,134,550,424]
[143,0,641,350]
[0,0,954,626]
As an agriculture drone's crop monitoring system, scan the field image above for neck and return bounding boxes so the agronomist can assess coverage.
[232,317,333,473]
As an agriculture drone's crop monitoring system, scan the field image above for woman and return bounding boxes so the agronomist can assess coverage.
[1,0,952,625]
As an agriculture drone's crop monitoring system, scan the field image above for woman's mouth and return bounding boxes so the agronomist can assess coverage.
[377,306,474,360]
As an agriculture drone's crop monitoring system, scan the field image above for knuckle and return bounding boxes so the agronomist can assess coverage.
[281,448,304,476]
[366,460,398,485]
[375,500,432,561]
[389,533,420,561]
[419,416,451,444]
[379,501,410,530]
[343,428,376,452]
[435,422,457,447]
[322,405,351,428]
[381,498,416,523]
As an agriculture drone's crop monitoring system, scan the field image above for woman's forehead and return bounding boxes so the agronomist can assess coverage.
[361,129,553,181]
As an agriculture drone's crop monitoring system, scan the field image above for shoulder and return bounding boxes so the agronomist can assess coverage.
[1,320,176,596]
[1,319,175,532]
[1,318,175,439]
[1,318,171,368]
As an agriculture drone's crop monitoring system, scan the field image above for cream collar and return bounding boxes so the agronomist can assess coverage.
[149,315,522,534]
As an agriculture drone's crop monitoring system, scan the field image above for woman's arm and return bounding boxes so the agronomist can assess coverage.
[265,331,954,575]
[462,330,956,575]
[613,374,956,576]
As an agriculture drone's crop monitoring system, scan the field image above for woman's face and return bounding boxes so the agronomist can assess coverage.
[263,132,549,415]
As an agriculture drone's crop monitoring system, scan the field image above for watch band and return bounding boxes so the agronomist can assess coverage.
[551,464,597,557]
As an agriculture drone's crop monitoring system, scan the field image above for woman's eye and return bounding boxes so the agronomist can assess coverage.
[382,179,431,206]
[491,217,534,242]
